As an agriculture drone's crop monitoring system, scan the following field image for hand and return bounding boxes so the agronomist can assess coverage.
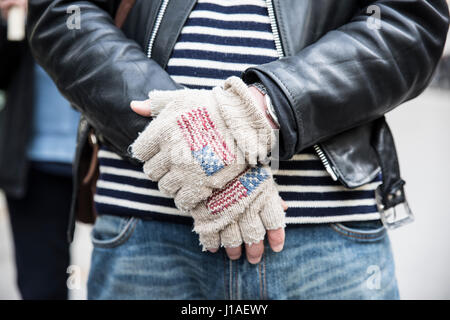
[207,199,288,264]
[130,77,275,212]
[131,82,287,264]
[0,0,27,20]
[191,165,286,260]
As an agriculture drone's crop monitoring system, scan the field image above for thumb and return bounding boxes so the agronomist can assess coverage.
[130,99,152,117]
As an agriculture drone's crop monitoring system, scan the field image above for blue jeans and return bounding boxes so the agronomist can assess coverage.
[87,215,399,300]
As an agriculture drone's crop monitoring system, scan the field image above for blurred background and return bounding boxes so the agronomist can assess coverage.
[1,4,450,301]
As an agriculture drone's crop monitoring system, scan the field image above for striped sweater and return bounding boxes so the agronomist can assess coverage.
[94,0,382,224]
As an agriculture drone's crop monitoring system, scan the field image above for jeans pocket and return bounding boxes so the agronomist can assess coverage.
[91,214,138,248]
[329,219,386,242]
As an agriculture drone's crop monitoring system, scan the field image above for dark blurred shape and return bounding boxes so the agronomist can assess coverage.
[0,1,78,299]
[6,164,72,300]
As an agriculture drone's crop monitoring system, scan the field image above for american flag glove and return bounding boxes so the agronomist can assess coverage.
[130,77,276,212]
[192,165,286,250]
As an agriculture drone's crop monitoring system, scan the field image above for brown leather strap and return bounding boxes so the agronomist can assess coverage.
[77,130,100,224]
[82,131,100,185]
[114,0,136,28]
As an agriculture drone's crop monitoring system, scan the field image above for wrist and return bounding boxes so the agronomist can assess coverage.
[248,85,279,129]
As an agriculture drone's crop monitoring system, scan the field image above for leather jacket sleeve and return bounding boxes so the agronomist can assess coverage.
[26,0,182,157]
[243,0,449,160]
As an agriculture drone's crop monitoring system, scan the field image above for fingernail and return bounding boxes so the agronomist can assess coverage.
[272,243,284,253]
[248,256,262,264]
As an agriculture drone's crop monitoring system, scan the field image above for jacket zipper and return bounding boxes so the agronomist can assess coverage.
[266,0,283,58]
[313,145,338,181]
[265,0,339,181]
[146,0,170,58]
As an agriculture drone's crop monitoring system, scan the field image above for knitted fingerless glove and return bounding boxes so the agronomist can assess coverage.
[191,165,286,250]
[130,76,275,211]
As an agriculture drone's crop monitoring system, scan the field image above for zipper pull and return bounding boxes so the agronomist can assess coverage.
[324,164,339,182]
[313,144,339,181]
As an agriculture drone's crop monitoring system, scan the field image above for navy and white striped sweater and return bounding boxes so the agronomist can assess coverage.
[94,0,382,224]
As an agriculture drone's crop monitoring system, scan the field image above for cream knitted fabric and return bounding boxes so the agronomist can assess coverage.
[193,166,286,250]
[216,77,276,165]
[130,76,275,211]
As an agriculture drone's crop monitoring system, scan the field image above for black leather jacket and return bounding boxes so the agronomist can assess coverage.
[26,0,449,236]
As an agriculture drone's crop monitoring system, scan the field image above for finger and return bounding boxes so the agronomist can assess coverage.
[158,171,183,196]
[267,228,285,253]
[281,199,288,211]
[174,184,212,211]
[225,246,242,260]
[238,210,266,248]
[245,240,264,264]
[199,232,220,252]
[130,99,152,117]
[220,223,243,251]
[142,151,170,181]
[258,188,286,231]
[257,190,286,252]
[221,223,243,261]
[130,119,166,162]
[147,89,187,116]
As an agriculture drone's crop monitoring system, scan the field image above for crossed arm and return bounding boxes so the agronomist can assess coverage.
[130,85,288,264]
[26,0,449,262]
[27,0,449,159]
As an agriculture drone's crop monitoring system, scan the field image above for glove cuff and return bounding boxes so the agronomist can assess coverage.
[216,77,276,164]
